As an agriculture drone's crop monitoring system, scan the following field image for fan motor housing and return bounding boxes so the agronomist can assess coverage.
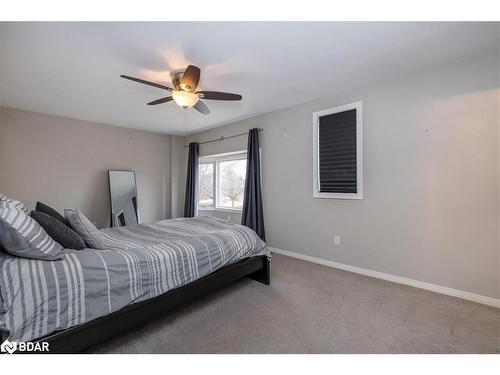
[171,71,194,92]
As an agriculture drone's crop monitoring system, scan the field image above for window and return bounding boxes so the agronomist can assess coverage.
[218,158,247,209]
[198,151,247,211]
[198,163,214,208]
[313,101,363,199]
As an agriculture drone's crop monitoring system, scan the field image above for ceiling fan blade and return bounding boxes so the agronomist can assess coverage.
[196,91,242,101]
[181,65,201,91]
[147,96,173,105]
[120,75,173,91]
[193,100,210,115]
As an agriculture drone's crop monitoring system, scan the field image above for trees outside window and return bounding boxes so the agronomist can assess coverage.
[218,159,246,209]
[198,163,214,207]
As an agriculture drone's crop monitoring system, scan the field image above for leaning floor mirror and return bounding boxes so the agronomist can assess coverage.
[108,170,140,227]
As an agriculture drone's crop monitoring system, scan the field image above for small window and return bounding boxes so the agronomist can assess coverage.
[313,101,363,199]
[198,151,247,211]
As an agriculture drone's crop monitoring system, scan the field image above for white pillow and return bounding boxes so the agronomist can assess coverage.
[0,193,28,214]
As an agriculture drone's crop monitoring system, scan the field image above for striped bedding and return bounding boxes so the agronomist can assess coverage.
[0,216,269,342]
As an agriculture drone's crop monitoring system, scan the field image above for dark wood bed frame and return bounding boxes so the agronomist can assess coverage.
[33,255,270,353]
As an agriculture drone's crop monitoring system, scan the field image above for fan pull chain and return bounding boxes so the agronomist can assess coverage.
[183,108,188,136]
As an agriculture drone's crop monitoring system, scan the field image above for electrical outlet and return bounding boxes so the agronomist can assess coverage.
[334,236,341,246]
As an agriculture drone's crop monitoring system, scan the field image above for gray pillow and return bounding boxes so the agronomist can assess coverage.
[0,201,64,260]
[31,211,86,250]
[36,201,67,225]
[64,209,105,249]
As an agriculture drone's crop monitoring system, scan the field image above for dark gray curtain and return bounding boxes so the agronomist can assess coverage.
[184,142,199,218]
[241,128,266,241]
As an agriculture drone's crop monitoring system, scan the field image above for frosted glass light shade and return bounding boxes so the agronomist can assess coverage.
[172,90,199,108]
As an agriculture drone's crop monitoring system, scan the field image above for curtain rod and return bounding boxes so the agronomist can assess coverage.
[183,128,263,148]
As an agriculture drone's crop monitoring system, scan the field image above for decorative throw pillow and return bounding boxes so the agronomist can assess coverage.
[31,211,86,250]
[0,193,28,214]
[36,201,67,224]
[0,201,64,260]
[64,209,105,249]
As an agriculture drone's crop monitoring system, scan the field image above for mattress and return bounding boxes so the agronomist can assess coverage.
[0,216,269,342]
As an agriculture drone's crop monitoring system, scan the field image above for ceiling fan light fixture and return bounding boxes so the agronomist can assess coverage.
[172,90,199,108]
[120,64,241,115]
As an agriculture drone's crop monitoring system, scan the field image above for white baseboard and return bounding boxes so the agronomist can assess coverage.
[269,247,500,309]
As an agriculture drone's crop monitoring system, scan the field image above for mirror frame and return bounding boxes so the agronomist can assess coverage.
[108,170,140,227]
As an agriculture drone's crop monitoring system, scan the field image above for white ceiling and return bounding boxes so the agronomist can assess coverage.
[1,22,498,135]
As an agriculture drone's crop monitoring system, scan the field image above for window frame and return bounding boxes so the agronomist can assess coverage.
[198,150,248,213]
[312,101,363,200]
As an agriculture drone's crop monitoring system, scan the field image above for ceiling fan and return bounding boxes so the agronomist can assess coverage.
[120,65,242,115]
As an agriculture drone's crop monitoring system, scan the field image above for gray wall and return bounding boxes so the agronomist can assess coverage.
[169,135,187,219]
[185,54,500,299]
[198,209,242,224]
[0,106,171,228]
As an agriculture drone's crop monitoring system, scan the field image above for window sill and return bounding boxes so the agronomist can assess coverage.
[198,207,243,214]
[313,192,364,200]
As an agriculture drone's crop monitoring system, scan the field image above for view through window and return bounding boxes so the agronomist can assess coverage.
[218,159,247,209]
[198,151,247,210]
[198,163,214,207]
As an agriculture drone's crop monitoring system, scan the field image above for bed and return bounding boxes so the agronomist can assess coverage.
[0,216,271,353]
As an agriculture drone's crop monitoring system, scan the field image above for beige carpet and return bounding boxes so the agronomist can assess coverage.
[88,254,500,353]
